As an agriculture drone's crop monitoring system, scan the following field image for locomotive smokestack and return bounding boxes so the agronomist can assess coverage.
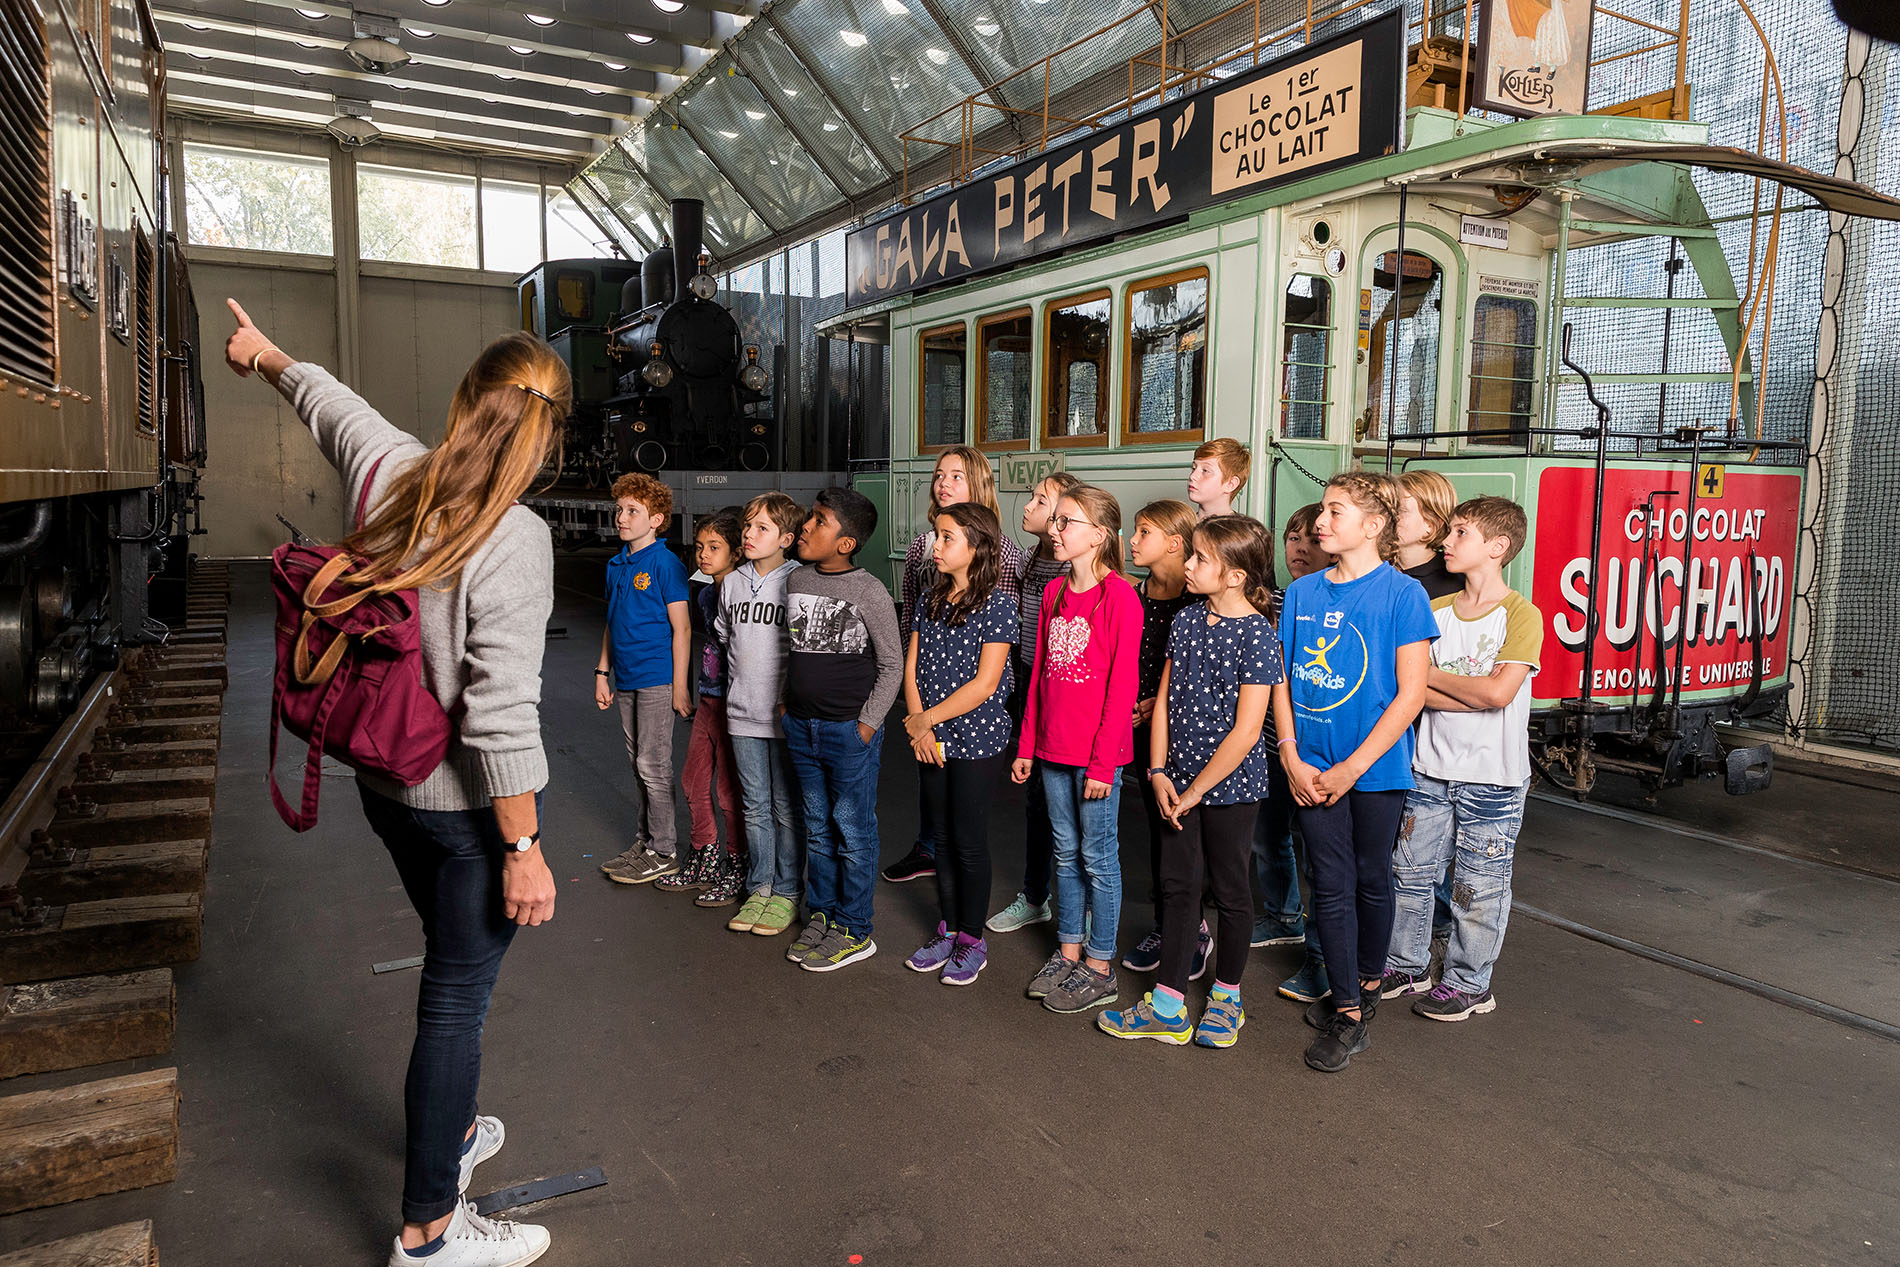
[672,198,704,302]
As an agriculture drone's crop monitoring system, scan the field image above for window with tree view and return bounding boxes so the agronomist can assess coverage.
[1467,293,1538,444]
[919,324,966,450]
[183,144,332,255]
[1045,291,1109,445]
[1281,275,1332,439]
[977,310,1031,447]
[358,164,478,269]
[1125,270,1207,441]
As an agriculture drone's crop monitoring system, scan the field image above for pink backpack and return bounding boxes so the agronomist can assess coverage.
[268,455,452,830]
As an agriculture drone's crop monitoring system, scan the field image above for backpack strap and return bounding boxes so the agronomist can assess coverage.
[268,629,347,832]
[355,453,390,531]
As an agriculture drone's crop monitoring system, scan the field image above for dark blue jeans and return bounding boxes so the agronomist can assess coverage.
[784,716,883,937]
[1299,789,1407,1013]
[360,784,538,1224]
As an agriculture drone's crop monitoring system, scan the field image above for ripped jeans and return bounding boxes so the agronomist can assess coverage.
[1387,775,1527,994]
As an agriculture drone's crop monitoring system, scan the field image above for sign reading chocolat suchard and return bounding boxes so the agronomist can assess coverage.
[845,10,1404,306]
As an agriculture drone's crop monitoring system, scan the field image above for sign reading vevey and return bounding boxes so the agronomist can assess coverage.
[845,10,1404,306]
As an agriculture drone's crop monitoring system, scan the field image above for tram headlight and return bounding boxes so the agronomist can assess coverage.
[641,340,673,388]
[739,344,769,392]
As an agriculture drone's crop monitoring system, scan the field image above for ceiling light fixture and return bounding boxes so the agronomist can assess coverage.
[605,60,628,70]
[419,0,450,6]
[404,25,433,36]
[627,32,654,43]
[508,44,534,53]
[839,29,867,46]
[525,13,556,24]
[296,7,326,17]
[327,98,381,148]
[652,0,685,11]
[744,109,766,120]
[345,20,410,72]
[924,47,949,64]
[973,19,999,35]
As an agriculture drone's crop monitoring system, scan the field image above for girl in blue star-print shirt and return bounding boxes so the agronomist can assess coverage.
[901,503,1018,986]
[1098,515,1284,1050]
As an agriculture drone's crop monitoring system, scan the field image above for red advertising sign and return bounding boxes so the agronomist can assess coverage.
[1529,465,1802,706]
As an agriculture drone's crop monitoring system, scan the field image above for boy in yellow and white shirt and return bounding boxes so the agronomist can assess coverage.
[1383,496,1543,1021]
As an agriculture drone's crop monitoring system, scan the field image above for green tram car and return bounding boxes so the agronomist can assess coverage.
[825,8,1900,798]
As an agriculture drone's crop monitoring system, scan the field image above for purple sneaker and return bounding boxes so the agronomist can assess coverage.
[941,934,988,986]
[1412,982,1498,1021]
[1381,968,1433,999]
[905,922,955,973]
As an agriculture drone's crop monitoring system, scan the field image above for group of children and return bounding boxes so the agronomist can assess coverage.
[591,440,1542,1073]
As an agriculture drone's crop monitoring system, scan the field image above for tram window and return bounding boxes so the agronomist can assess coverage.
[976,309,1033,449]
[1124,269,1209,442]
[1280,275,1333,440]
[1044,291,1111,446]
[1362,251,1444,440]
[919,323,967,452]
[1467,294,1538,444]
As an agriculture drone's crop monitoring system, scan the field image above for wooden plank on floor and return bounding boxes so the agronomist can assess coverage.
[0,971,174,1080]
[47,800,211,849]
[0,895,201,983]
[0,1069,178,1214]
[18,840,207,905]
[0,1219,156,1267]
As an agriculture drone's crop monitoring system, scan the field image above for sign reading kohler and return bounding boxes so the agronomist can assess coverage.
[845,10,1404,306]
[1474,0,1595,117]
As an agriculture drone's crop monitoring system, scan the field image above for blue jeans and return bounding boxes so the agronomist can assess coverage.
[784,716,883,936]
[359,784,540,1225]
[1041,762,1122,961]
[1251,763,1302,926]
[731,734,805,897]
[1390,775,1526,993]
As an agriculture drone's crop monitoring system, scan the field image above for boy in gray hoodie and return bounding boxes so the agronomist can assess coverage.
[717,492,807,936]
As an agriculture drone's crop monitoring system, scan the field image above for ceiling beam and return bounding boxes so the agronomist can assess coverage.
[159,23,643,116]
[757,9,886,168]
[577,171,656,250]
[170,82,600,159]
[242,0,711,67]
[719,56,868,204]
[666,109,780,233]
[912,0,1025,137]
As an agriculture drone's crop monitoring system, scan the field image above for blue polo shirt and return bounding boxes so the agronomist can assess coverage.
[605,540,689,690]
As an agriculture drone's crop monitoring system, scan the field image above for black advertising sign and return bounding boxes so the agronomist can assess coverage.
[845,9,1404,307]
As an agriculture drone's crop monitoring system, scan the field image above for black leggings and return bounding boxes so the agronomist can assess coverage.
[1158,801,1259,994]
[918,752,1009,936]
[1299,790,1407,1011]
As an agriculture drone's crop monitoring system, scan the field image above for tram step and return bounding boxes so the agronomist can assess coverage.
[48,800,211,849]
[1561,295,1740,308]
[1569,219,1720,238]
[0,894,202,983]
[19,840,208,906]
[0,1070,178,1214]
[0,1219,158,1267]
[0,970,174,1080]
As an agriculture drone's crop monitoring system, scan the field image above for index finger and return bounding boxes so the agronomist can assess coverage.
[226,298,255,328]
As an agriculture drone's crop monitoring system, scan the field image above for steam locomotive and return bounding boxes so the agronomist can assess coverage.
[2,0,206,722]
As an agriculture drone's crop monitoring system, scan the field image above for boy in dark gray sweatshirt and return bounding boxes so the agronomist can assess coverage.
[781,488,904,973]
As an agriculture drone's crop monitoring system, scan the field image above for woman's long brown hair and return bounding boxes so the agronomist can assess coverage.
[925,503,1002,627]
[344,332,571,594]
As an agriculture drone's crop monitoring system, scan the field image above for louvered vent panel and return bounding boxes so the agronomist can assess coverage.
[0,0,55,385]
[135,226,156,432]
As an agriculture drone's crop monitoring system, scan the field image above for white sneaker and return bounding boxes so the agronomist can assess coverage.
[389,1199,549,1267]
[457,1114,504,1194]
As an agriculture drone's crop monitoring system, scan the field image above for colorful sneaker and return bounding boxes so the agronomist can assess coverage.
[1304,1010,1370,1073]
[653,846,711,894]
[787,912,830,964]
[1026,952,1077,1000]
[1120,928,1162,973]
[1042,961,1118,1014]
[728,889,770,933]
[1194,996,1245,1049]
[694,852,744,908]
[1249,914,1305,947]
[605,846,679,886]
[1412,983,1497,1021]
[905,922,954,972]
[456,1114,503,1194]
[750,895,797,936]
[940,935,987,986]
[1381,967,1433,998]
[1096,994,1191,1044]
[1277,953,1331,1003]
[880,845,936,883]
[801,925,877,972]
[387,1199,549,1267]
[986,891,1052,933]
[1188,921,1213,981]
[598,844,648,880]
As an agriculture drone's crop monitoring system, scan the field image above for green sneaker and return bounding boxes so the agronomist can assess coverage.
[728,890,770,933]
[750,894,797,936]
[1097,994,1192,1044]
[801,925,877,972]
[786,912,829,963]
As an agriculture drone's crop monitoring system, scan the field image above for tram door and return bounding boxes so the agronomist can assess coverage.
[1352,234,1458,450]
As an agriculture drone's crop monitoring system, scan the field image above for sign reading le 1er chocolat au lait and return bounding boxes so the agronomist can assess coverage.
[845,10,1404,306]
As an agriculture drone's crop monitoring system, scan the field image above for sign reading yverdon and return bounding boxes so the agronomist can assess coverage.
[845,10,1404,307]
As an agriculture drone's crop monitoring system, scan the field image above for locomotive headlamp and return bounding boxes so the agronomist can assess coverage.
[689,250,718,301]
[641,340,673,388]
[739,344,769,392]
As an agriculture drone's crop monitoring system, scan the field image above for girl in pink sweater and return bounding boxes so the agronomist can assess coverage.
[1013,484,1143,1015]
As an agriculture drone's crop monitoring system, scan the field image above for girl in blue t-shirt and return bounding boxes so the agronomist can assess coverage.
[1275,472,1438,1074]
[901,503,1018,986]
[1098,515,1283,1049]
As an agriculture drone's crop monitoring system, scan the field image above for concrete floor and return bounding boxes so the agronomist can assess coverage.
[3,557,1898,1267]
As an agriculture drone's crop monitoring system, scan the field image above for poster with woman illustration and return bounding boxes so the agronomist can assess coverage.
[1475,0,1595,116]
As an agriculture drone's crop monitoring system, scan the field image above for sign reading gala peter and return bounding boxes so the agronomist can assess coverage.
[845,10,1404,306]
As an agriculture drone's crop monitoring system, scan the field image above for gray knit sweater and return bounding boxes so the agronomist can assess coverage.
[282,362,553,811]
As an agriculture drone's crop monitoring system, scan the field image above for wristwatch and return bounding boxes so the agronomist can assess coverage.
[1145,766,1168,779]
[510,830,540,853]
